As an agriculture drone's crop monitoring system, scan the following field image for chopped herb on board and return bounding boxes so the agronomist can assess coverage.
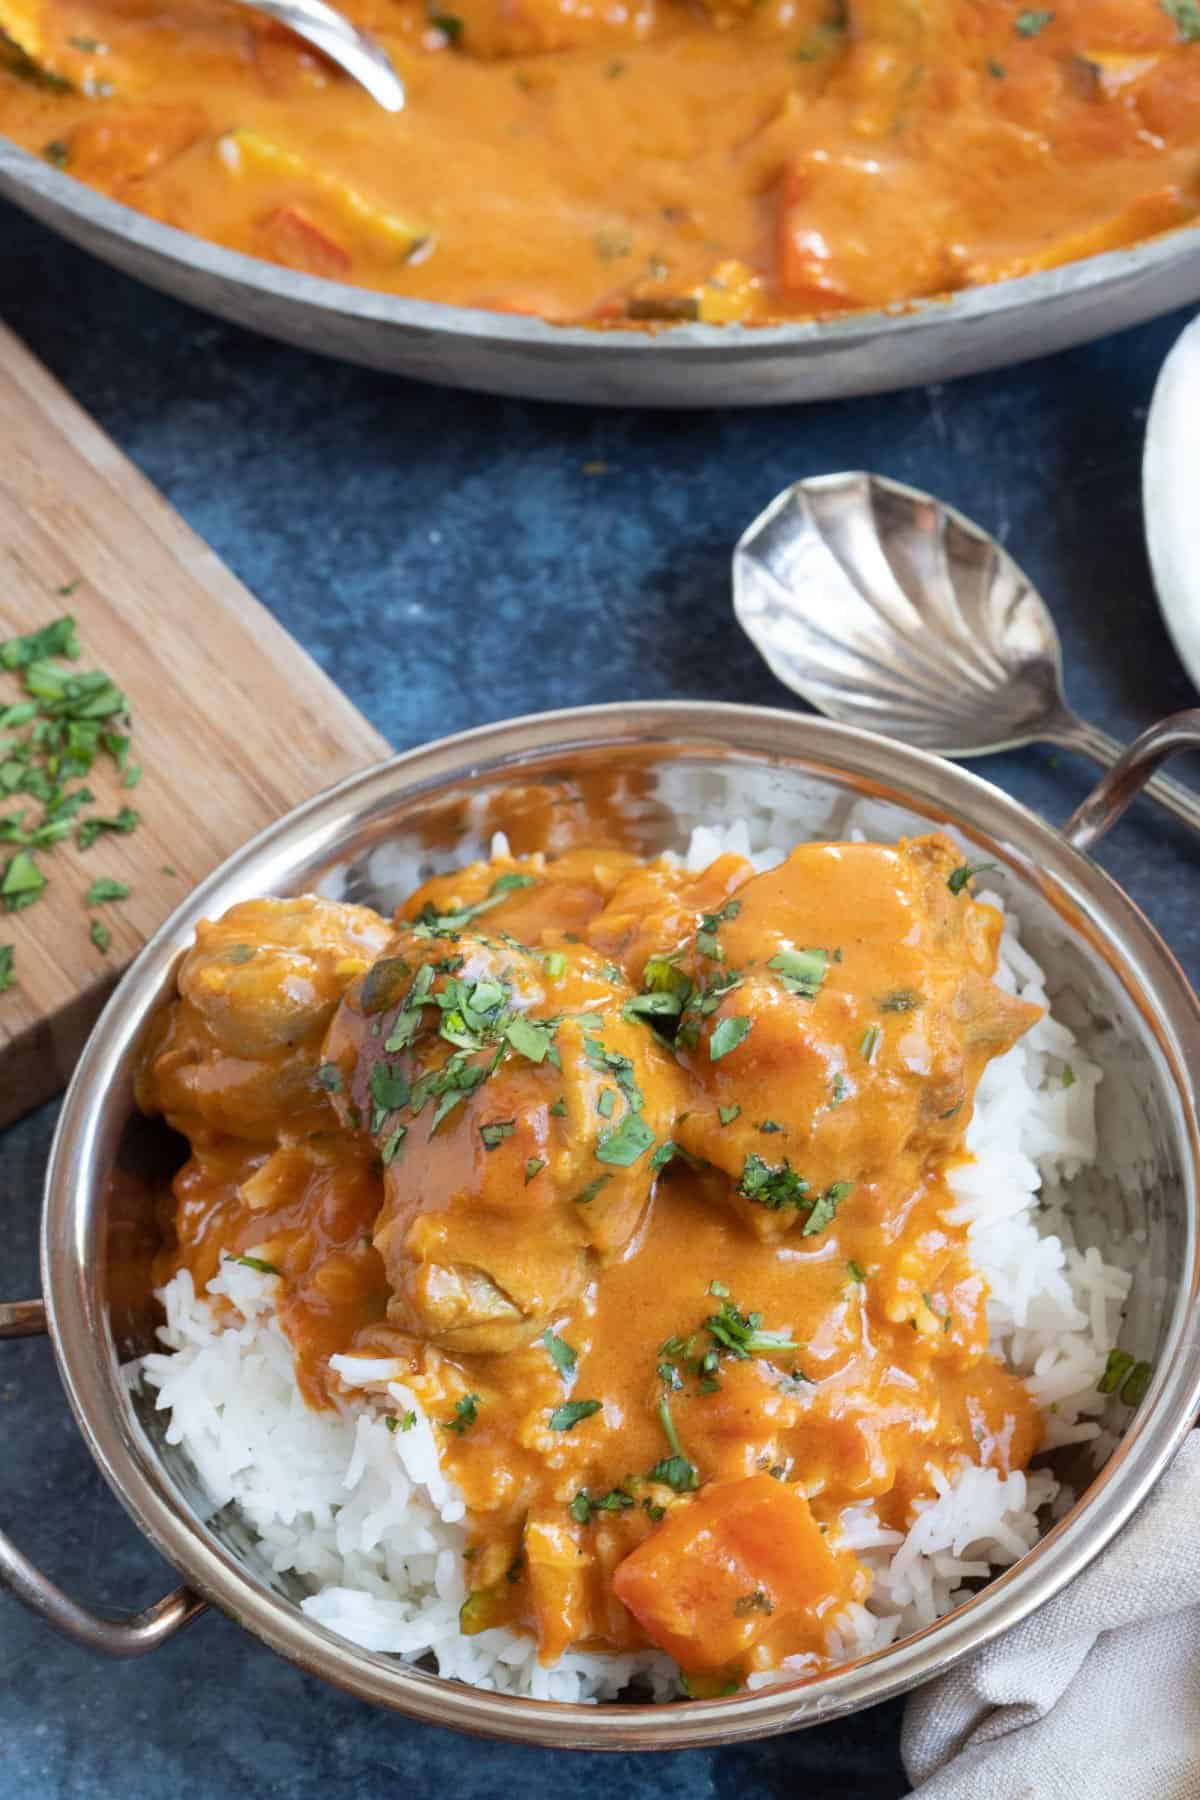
[0,617,143,990]
[0,945,13,990]
[89,918,111,954]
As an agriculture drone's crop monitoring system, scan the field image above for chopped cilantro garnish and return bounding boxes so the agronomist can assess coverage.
[542,1328,577,1379]
[768,946,827,999]
[706,1298,797,1359]
[480,1119,516,1148]
[370,1061,410,1113]
[570,1487,633,1523]
[1164,0,1200,39]
[709,1015,751,1061]
[649,1140,678,1173]
[1015,8,1053,34]
[879,988,923,1013]
[573,1174,611,1205]
[947,861,998,895]
[696,899,741,961]
[77,806,138,849]
[595,1112,656,1166]
[718,1103,740,1126]
[733,1589,773,1618]
[443,1393,481,1434]
[647,1453,698,1493]
[548,1398,601,1431]
[758,1120,783,1134]
[549,1095,567,1118]
[84,876,129,905]
[505,1014,557,1063]
[738,1154,808,1210]
[846,1260,866,1283]
[381,1125,407,1165]
[524,1156,546,1183]
[317,1062,342,1093]
[231,1253,280,1276]
[802,1181,853,1237]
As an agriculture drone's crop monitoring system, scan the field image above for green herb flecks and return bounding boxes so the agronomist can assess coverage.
[595,1111,656,1166]
[879,988,923,1013]
[709,1015,751,1062]
[84,876,129,905]
[542,1328,577,1380]
[696,899,741,962]
[231,1253,281,1276]
[317,1062,343,1093]
[480,1119,516,1149]
[733,1588,774,1618]
[443,1393,481,1434]
[1015,8,1053,34]
[768,945,828,999]
[525,1156,546,1183]
[548,1398,602,1431]
[947,861,998,895]
[0,945,12,991]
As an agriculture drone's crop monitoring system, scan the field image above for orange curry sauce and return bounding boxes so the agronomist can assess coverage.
[138,835,1042,1685]
[2,1,1199,325]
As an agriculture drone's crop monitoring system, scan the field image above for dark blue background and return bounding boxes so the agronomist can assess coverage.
[3,202,1198,1797]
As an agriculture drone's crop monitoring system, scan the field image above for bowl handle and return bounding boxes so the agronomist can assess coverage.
[0,1297,207,1655]
[1061,709,1200,852]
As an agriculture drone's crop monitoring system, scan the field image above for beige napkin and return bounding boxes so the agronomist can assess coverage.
[903,1436,1200,1799]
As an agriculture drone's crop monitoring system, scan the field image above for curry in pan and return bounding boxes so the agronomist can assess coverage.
[1,1,1199,326]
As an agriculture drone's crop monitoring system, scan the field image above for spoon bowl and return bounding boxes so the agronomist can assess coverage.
[734,471,1200,836]
[232,0,405,111]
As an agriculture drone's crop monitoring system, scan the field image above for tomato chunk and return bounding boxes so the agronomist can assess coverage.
[612,1475,859,1674]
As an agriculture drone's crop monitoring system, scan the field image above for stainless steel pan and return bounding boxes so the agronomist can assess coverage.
[4,140,1200,406]
[3,701,1200,1749]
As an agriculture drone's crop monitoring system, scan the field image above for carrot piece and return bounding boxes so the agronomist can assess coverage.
[612,1474,857,1673]
[256,204,351,278]
[775,164,857,310]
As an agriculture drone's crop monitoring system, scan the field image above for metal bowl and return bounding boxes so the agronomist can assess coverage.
[4,140,1200,406]
[4,700,1200,1749]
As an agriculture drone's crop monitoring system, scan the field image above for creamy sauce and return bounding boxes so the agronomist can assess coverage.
[2,1,1198,325]
[141,833,1042,1682]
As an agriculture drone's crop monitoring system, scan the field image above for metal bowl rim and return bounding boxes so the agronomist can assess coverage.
[38,700,1200,1749]
[3,137,1200,360]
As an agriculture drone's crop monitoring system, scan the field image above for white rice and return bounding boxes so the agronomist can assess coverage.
[135,840,1132,1703]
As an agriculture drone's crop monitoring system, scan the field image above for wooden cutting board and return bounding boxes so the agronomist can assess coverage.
[0,321,390,1129]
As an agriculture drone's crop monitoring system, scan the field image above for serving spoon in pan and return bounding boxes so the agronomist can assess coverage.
[733,469,1200,841]
[232,0,405,110]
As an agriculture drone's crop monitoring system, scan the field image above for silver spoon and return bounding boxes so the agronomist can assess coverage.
[231,0,405,111]
[733,470,1200,838]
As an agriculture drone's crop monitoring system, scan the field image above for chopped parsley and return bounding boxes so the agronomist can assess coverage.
[647,1453,699,1493]
[758,1120,784,1134]
[947,861,998,895]
[737,1156,852,1235]
[387,1410,417,1434]
[595,1111,656,1166]
[768,946,828,999]
[705,1298,797,1359]
[846,1260,866,1283]
[316,1062,342,1093]
[879,988,924,1013]
[569,1487,634,1523]
[480,1119,516,1148]
[1015,8,1053,33]
[89,918,110,954]
[649,1140,678,1173]
[542,1328,577,1379]
[733,1589,774,1618]
[696,899,741,961]
[524,1156,546,1183]
[718,1103,741,1126]
[84,876,129,905]
[231,1253,280,1276]
[573,1174,611,1205]
[548,1398,602,1431]
[709,1015,752,1061]
[370,1060,411,1114]
[443,1394,481,1434]
[549,1095,567,1117]
[381,1125,407,1165]
[0,945,12,991]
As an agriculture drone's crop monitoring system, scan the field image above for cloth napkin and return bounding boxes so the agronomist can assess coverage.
[902,1435,1200,1799]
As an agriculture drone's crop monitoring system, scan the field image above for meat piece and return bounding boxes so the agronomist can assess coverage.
[627,834,1041,1239]
[322,922,688,1354]
[136,895,391,1143]
[584,851,755,987]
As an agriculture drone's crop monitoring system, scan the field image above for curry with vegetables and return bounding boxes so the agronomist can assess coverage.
[2,2,1199,326]
[139,831,1045,1684]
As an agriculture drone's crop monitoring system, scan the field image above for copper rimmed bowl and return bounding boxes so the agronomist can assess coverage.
[4,140,1200,405]
[4,701,1200,1749]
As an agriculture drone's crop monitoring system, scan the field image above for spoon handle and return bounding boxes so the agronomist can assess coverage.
[1052,714,1200,840]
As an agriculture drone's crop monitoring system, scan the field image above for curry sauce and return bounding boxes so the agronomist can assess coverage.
[2,1,1199,326]
[139,833,1043,1683]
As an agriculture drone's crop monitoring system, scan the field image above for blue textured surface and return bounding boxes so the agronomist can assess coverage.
[2,200,1199,1799]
